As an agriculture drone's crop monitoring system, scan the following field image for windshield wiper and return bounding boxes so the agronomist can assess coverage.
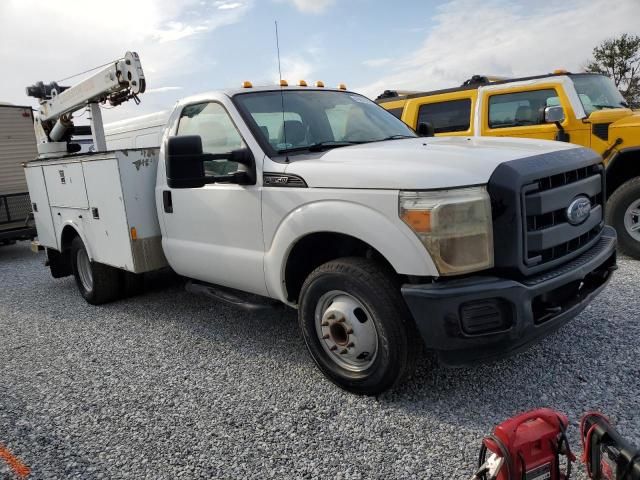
[376,134,416,141]
[278,141,364,153]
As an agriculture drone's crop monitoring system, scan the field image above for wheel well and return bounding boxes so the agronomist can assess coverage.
[283,232,399,303]
[607,150,640,195]
[60,225,80,252]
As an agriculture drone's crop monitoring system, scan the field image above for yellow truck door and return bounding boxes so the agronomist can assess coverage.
[479,84,585,143]
[401,90,477,136]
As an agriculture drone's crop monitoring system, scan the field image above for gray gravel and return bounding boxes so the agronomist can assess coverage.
[0,242,638,480]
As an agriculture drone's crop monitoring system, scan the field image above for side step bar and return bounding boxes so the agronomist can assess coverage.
[185,280,281,311]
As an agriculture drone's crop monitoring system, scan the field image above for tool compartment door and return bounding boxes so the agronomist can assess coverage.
[42,162,89,208]
[24,165,57,248]
[82,158,135,270]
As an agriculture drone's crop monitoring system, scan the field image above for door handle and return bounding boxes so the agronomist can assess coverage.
[163,190,173,213]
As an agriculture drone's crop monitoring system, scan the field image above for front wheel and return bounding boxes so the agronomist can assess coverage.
[607,177,640,259]
[298,257,421,395]
[70,237,120,305]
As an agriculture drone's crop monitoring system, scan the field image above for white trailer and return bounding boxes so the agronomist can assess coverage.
[0,104,37,244]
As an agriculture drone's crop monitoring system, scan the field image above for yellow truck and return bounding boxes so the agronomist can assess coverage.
[376,72,640,258]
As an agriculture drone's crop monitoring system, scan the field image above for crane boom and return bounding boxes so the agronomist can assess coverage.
[26,51,145,157]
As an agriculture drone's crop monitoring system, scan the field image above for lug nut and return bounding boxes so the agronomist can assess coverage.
[337,318,346,323]
[346,328,353,334]
[330,345,337,351]
[321,321,329,326]
[322,334,329,339]
[347,342,354,348]
[339,349,349,355]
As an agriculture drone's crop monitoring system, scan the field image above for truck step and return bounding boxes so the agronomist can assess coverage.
[185,280,281,311]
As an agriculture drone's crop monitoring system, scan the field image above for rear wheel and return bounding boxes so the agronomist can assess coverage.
[70,237,120,305]
[607,177,640,259]
[298,257,421,395]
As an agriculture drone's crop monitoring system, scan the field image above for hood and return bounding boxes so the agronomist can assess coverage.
[284,136,581,190]
[610,110,640,130]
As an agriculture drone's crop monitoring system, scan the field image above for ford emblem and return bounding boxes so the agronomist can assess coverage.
[566,196,591,225]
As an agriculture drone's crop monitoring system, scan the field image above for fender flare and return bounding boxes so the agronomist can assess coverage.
[59,221,94,261]
[263,200,438,301]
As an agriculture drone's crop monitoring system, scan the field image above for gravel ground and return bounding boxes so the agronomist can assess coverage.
[0,242,638,480]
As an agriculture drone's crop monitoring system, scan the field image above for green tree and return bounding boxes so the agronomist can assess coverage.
[586,33,640,108]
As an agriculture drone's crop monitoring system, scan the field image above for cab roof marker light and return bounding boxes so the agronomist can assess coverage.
[315,81,325,87]
[298,80,307,87]
[338,83,347,90]
[280,79,288,87]
[242,81,253,88]
[553,69,569,74]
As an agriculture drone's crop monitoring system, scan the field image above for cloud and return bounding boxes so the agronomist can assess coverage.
[145,86,183,93]
[215,1,243,9]
[362,58,391,68]
[278,56,314,83]
[355,0,640,99]
[0,0,252,121]
[277,0,335,14]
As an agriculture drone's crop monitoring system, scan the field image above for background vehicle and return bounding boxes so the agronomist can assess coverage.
[376,72,640,258]
[0,103,37,246]
[24,55,617,395]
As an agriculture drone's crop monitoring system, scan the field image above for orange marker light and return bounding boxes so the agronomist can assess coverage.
[242,81,253,88]
[298,80,307,87]
[553,69,568,74]
[338,83,347,90]
[130,227,138,240]
[401,210,431,233]
[315,81,325,87]
[280,79,288,87]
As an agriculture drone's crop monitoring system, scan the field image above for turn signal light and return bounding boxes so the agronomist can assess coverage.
[400,210,431,233]
[130,227,138,240]
[242,81,253,88]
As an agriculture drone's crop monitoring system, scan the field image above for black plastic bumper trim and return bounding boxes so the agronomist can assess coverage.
[401,226,617,366]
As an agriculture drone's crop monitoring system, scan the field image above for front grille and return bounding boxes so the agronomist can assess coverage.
[488,147,606,277]
[522,164,604,267]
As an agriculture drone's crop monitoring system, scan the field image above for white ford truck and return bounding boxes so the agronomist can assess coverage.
[25,79,617,394]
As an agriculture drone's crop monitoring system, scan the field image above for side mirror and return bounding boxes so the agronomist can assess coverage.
[417,122,435,137]
[544,105,565,124]
[166,135,206,189]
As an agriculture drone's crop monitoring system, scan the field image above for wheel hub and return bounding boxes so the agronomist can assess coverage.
[624,199,640,241]
[315,291,378,372]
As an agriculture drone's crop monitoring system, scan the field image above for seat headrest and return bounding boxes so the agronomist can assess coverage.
[282,120,306,145]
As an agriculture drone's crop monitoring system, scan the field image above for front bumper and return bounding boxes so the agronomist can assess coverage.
[402,226,617,366]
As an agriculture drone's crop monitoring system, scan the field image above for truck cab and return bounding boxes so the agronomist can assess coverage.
[377,72,640,258]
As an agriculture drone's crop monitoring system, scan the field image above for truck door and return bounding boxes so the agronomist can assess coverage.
[404,93,475,136]
[160,101,267,296]
[481,86,565,141]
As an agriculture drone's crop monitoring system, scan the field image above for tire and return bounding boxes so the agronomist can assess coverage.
[120,270,145,298]
[70,237,120,305]
[298,257,421,396]
[607,177,640,259]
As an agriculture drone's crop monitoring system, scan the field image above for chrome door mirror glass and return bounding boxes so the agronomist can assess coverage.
[544,105,565,124]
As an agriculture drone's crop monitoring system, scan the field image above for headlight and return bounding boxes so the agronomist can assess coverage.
[399,186,494,275]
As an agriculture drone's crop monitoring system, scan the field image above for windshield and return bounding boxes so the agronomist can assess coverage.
[233,90,416,155]
[570,74,628,115]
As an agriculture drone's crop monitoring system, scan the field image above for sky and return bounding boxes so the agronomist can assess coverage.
[1,0,639,123]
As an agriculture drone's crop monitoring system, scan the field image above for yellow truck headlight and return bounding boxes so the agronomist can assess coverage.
[399,187,494,275]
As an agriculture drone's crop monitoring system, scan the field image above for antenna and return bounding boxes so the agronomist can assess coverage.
[275,20,288,162]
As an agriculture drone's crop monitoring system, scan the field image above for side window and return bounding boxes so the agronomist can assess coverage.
[488,89,558,129]
[417,99,471,133]
[177,102,246,175]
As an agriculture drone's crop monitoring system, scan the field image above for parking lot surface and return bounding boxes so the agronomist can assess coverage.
[1,242,638,479]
